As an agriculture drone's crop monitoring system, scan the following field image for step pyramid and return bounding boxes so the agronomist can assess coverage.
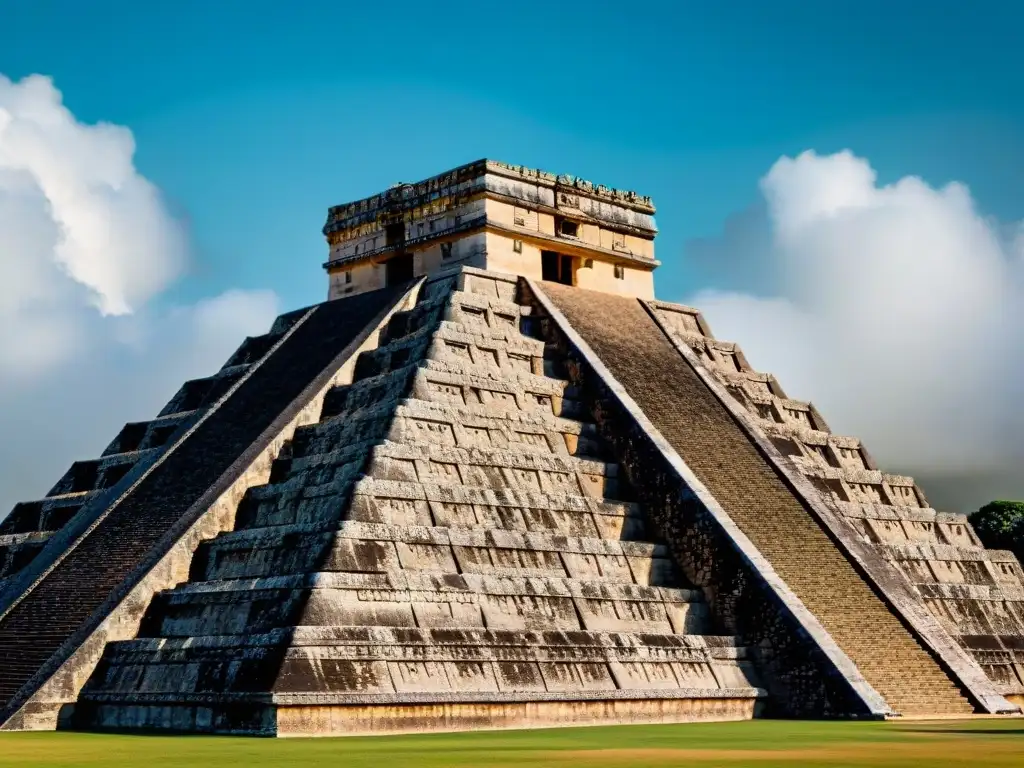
[0,159,1020,736]
[64,270,768,735]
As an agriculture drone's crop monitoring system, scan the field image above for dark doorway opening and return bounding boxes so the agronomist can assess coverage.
[385,222,405,246]
[385,253,414,286]
[541,250,574,285]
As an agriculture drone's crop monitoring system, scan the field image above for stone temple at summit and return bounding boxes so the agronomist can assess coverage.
[0,159,1022,736]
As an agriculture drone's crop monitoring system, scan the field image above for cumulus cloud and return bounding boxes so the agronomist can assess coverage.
[686,150,1024,512]
[0,74,279,515]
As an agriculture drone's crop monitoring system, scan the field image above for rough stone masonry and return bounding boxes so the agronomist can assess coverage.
[0,160,1020,736]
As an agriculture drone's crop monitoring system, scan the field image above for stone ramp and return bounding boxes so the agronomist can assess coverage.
[0,285,411,729]
[536,282,974,718]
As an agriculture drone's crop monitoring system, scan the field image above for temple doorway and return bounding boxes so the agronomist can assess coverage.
[541,250,574,285]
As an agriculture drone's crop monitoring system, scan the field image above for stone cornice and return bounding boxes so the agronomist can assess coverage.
[326,186,658,242]
[323,216,661,272]
[486,188,658,237]
[485,159,656,213]
[324,159,656,236]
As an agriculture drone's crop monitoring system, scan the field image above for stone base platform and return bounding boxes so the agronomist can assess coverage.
[71,689,765,736]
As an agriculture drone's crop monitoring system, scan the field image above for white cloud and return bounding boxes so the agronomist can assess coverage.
[0,74,187,318]
[687,150,1024,511]
[0,74,279,515]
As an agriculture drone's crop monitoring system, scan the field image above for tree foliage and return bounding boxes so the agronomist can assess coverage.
[969,500,1024,561]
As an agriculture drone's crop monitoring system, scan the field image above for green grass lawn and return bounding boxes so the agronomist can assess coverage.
[1,719,1022,768]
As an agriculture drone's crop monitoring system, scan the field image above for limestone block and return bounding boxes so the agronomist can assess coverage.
[576,599,671,633]
[992,560,1024,588]
[652,304,705,338]
[864,518,909,544]
[928,560,970,585]
[592,507,646,540]
[976,660,1024,693]
[984,602,1024,635]
[902,520,940,543]
[411,602,484,628]
[609,661,680,691]
[300,597,416,629]
[672,662,721,689]
[924,597,993,636]
[276,658,395,694]
[560,553,605,580]
[937,521,980,548]
[203,537,332,580]
[493,661,547,692]
[328,538,404,572]
[395,542,458,572]
[667,601,711,634]
[444,661,501,693]
[391,416,459,448]
[539,662,615,692]
[482,506,532,532]
[159,600,262,638]
[429,502,478,528]
[481,594,579,630]
[389,661,453,693]
[460,272,518,303]
[713,661,761,689]
[894,557,937,585]
[462,424,499,449]
[348,495,433,527]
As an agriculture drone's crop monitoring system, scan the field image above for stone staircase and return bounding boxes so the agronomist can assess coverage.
[0,410,199,596]
[0,285,412,730]
[0,317,307,602]
[0,358,267,705]
[536,281,976,718]
[72,269,765,736]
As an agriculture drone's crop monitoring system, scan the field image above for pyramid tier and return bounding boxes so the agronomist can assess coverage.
[78,627,762,735]
[83,625,759,702]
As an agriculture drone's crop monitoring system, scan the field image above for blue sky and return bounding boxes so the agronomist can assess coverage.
[0,0,1022,512]
[2,0,1021,308]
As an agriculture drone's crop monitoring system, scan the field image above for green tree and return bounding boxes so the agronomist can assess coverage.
[969,500,1024,562]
